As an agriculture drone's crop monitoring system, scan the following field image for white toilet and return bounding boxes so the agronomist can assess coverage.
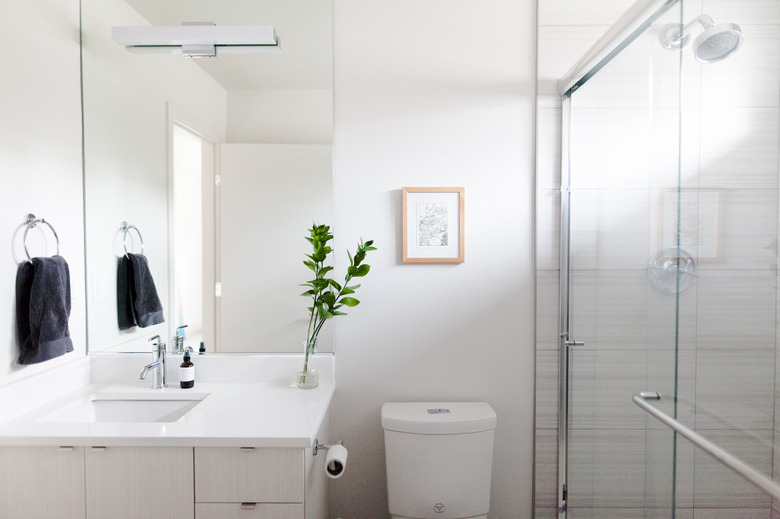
[381,402,497,519]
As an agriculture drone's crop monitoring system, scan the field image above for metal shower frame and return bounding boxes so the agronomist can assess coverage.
[555,1,681,517]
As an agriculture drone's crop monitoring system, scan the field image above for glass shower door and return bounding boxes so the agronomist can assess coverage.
[560,4,685,516]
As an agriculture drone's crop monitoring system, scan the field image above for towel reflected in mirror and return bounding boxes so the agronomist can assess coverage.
[117,253,165,330]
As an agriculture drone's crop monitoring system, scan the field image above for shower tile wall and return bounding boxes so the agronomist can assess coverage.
[535,0,780,517]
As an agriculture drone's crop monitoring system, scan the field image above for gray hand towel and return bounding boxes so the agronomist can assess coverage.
[117,253,164,329]
[16,255,74,365]
[117,255,135,330]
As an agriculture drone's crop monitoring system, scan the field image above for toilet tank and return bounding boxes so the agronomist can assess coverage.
[382,402,497,519]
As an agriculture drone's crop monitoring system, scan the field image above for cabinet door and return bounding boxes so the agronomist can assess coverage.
[195,447,304,503]
[86,446,194,519]
[0,446,85,519]
[196,503,304,519]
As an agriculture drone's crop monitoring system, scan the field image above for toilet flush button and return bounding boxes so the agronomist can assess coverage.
[434,503,445,513]
[427,408,451,414]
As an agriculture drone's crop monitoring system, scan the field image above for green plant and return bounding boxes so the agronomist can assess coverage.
[300,223,376,378]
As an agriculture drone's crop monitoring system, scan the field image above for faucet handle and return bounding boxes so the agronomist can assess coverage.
[172,325,187,354]
[148,335,165,353]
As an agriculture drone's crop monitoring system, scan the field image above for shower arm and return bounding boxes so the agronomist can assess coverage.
[666,14,714,45]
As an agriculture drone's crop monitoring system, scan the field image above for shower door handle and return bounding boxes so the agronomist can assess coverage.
[564,340,585,348]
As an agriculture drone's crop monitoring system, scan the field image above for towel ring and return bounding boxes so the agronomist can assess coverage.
[23,213,60,263]
[120,221,144,256]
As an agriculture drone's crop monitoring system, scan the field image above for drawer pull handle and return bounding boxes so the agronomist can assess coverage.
[240,503,257,510]
[90,446,107,452]
[239,447,255,452]
[58,446,75,452]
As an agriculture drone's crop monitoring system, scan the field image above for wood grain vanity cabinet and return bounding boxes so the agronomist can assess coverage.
[195,447,305,519]
[194,443,329,519]
[85,446,194,519]
[0,446,86,519]
[1,443,328,519]
[0,446,194,519]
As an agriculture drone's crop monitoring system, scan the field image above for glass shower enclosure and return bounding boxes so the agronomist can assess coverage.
[541,0,780,517]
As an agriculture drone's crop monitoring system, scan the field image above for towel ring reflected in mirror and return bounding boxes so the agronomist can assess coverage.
[23,213,60,263]
[120,221,144,256]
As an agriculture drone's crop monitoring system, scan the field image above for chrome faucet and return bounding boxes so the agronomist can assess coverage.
[139,335,166,389]
[172,324,188,354]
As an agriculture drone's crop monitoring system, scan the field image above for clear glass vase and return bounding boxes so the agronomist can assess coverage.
[296,367,319,389]
[296,337,319,389]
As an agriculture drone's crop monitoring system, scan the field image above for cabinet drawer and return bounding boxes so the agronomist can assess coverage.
[196,503,304,519]
[195,447,304,503]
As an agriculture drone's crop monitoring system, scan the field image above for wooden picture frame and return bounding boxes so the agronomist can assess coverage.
[402,187,465,263]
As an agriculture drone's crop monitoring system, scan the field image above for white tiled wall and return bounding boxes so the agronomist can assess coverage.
[535,0,780,516]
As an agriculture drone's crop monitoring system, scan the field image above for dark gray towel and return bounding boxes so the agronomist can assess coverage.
[117,253,164,329]
[16,255,74,365]
[116,255,135,330]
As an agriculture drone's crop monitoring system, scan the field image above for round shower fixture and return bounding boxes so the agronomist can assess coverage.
[648,248,697,294]
[660,14,743,63]
[693,22,743,63]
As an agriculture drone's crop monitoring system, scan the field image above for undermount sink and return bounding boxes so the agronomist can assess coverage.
[38,391,209,423]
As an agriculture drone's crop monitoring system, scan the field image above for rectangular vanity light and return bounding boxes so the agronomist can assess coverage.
[111,24,280,56]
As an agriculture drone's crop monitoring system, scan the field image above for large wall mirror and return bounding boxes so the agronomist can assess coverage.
[81,0,333,354]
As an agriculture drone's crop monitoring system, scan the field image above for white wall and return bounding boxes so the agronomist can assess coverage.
[227,89,332,144]
[218,144,334,353]
[0,1,86,385]
[330,1,537,517]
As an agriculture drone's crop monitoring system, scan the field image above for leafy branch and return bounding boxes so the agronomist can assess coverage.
[300,223,376,376]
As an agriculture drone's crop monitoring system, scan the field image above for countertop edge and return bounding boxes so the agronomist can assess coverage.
[0,382,335,449]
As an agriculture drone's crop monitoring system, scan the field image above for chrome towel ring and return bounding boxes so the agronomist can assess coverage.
[23,213,60,263]
[120,221,144,256]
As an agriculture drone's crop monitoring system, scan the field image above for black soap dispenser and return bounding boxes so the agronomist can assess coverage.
[180,349,195,389]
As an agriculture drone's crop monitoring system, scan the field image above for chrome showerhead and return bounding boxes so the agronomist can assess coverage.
[692,22,743,63]
[660,14,743,63]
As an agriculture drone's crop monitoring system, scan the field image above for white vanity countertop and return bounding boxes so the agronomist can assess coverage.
[0,381,334,448]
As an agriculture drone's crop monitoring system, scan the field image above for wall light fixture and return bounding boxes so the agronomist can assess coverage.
[111,23,280,58]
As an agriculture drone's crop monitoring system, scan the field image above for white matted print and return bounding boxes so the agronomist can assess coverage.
[402,187,464,263]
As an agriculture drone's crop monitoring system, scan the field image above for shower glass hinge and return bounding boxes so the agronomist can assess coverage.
[564,340,584,347]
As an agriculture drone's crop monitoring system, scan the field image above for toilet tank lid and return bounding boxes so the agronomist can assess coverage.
[381,402,496,434]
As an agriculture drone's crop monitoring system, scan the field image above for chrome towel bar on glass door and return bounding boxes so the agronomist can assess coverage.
[633,392,780,501]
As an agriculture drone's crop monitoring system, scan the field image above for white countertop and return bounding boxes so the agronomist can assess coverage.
[0,381,334,448]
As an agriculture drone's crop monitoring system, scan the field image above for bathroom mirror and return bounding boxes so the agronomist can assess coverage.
[81,0,333,354]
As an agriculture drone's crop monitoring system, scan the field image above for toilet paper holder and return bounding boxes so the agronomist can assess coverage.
[312,438,343,456]
[313,439,348,479]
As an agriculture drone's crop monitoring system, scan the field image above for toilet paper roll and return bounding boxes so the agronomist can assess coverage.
[325,444,348,479]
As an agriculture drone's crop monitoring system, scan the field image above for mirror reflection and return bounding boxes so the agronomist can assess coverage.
[82,0,333,353]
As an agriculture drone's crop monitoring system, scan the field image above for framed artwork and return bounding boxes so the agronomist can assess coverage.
[402,187,464,263]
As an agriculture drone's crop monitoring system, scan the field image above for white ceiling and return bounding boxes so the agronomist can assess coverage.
[123,0,332,90]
